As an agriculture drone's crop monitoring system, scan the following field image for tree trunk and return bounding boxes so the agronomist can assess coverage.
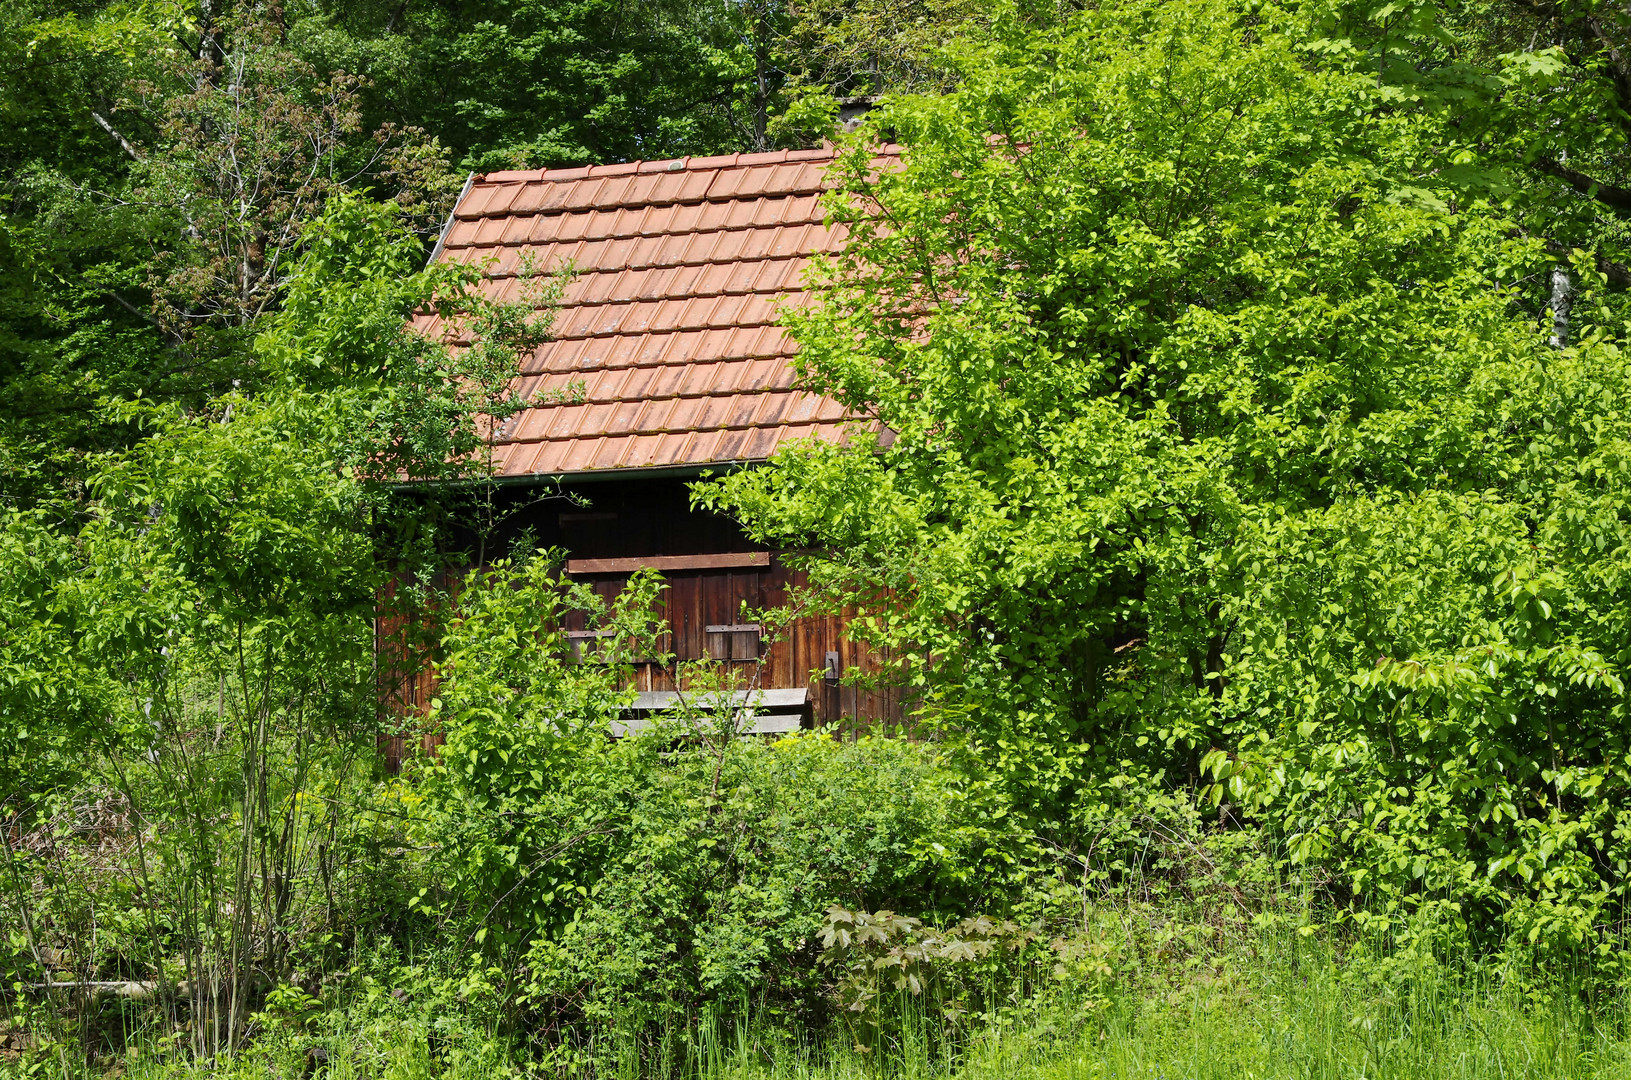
[753,4,771,152]
[1550,266,1572,348]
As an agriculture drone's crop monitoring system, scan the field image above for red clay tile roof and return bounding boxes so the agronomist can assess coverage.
[418,147,890,478]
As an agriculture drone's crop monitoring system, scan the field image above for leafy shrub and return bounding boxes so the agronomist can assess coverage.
[514,728,1025,1032]
[414,558,1030,1050]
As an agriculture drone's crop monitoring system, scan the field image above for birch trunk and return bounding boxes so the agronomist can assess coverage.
[1550,266,1572,348]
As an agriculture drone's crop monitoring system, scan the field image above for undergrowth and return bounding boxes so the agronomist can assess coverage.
[14,904,1631,1079]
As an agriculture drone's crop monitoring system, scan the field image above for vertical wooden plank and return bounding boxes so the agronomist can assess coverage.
[709,571,726,630]
[669,573,690,662]
[787,567,809,719]
[684,572,703,662]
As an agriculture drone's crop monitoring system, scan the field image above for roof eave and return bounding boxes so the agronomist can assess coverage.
[387,459,763,494]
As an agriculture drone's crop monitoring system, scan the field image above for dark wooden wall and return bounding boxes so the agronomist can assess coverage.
[568,559,901,725]
[379,473,904,766]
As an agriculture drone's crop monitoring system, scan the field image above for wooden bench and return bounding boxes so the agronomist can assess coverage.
[611,687,809,737]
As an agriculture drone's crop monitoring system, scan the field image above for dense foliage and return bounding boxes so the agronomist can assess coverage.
[11,0,1631,1073]
[708,0,1631,953]
[416,558,1025,1039]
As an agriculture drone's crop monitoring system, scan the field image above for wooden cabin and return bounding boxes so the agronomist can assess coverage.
[383,147,903,762]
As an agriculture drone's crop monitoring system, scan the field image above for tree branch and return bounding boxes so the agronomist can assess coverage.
[101,289,185,344]
[1532,156,1631,213]
[1542,238,1631,288]
[90,111,144,163]
[1583,16,1631,119]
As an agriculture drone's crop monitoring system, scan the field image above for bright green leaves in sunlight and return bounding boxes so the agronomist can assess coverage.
[256,193,562,487]
[412,553,1025,1023]
[704,0,1631,952]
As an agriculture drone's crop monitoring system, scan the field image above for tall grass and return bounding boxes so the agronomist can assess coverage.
[969,958,1631,1080]
[98,935,1631,1080]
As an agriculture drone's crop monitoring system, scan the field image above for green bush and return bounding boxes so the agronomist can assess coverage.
[413,556,1030,1051]
[516,728,1025,1032]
